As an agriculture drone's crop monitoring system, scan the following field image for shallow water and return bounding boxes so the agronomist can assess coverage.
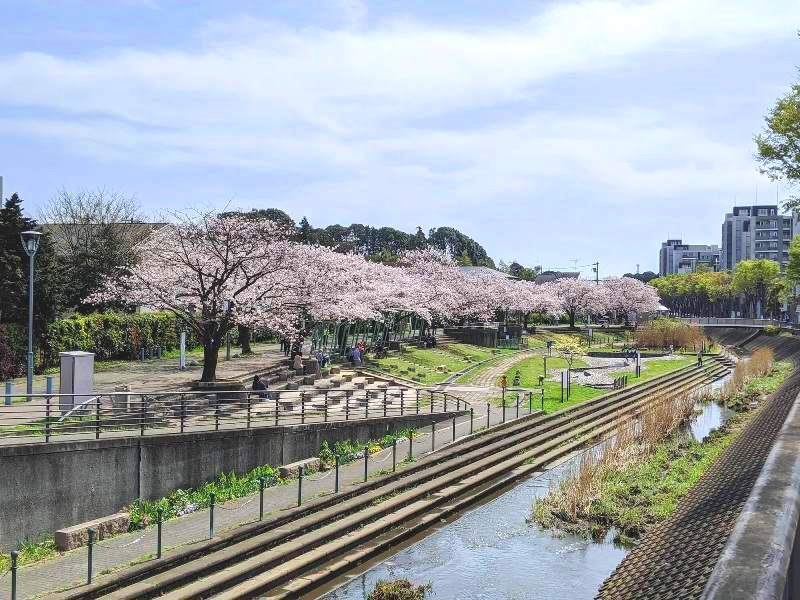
[322,374,734,600]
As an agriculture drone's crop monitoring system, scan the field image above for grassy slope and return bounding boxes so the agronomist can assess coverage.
[370,343,514,384]
[533,360,793,545]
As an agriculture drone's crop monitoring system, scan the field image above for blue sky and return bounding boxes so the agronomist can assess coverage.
[1,0,798,276]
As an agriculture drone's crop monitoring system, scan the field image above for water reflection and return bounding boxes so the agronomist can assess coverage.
[322,375,733,600]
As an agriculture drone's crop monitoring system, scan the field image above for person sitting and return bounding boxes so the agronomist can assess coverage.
[251,375,269,399]
[352,346,362,366]
[293,351,304,372]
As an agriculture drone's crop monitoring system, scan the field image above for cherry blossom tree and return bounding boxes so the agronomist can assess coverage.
[92,212,307,382]
[602,277,662,326]
[545,278,607,328]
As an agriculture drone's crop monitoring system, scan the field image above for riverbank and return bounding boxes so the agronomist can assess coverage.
[531,354,792,546]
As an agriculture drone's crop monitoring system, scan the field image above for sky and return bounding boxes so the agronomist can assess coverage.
[0,0,798,277]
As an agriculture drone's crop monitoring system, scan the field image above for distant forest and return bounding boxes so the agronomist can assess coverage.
[225,208,496,268]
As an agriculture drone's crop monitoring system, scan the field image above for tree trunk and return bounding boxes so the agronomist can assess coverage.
[201,342,220,382]
[238,324,253,354]
[569,310,576,329]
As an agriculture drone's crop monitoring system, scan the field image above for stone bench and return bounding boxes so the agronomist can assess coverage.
[315,380,334,390]
[365,376,376,384]
[330,377,344,386]
[342,374,354,383]
[302,375,317,385]
[56,513,130,551]
[285,382,300,391]
[279,457,321,479]
[330,366,341,375]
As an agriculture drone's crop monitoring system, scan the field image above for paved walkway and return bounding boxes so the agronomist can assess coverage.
[4,343,285,396]
[3,393,534,600]
[459,349,540,387]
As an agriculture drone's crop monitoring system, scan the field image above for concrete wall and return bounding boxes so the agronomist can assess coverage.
[0,412,463,550]
[444,327,497,348]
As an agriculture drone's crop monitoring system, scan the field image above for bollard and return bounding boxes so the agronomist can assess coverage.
[541,388,545,411]
[4,381,11,406]
[335,455,340,493]
[470,408,474,434]
[209,493,216,538]
[502,400,506,424]
[408,430,413,460]
[259,477,266,520]
[431,421,436,450]
[87,528,96,584]
[301,392,305,424]
[45,375,53,442]
[11,550,18,600]
[156,508,163,559]
[364,447,369,482]
[452,416,456,441]
[486,402,490,429]
[298,467,304,506]
[516,393,520,419]
[392,439,397,472]
[528,392,532,413]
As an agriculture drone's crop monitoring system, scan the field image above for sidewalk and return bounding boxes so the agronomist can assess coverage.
[2,395,535,600]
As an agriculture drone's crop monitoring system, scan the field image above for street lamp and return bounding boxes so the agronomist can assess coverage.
[20,230,42,395]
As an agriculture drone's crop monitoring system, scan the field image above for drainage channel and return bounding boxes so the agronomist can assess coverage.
[319,374,735,600]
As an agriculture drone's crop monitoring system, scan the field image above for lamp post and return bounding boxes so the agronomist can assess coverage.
[20,230,42,395]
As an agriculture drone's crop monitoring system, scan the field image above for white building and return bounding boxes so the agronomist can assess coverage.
[658,240,720,276]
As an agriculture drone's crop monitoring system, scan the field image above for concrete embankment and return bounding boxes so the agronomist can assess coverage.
[0,412,462,551]
[53,358,730,600]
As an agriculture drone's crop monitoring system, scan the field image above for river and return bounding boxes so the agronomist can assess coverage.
[321,377,734,600]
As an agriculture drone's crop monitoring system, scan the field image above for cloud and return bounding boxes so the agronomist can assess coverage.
[0,0,793,271]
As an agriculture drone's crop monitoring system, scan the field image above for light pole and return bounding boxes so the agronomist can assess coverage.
[20,230,42,395]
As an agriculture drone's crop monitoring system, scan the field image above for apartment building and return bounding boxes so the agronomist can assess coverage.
[720,205,793,270]
[658,239,720,276]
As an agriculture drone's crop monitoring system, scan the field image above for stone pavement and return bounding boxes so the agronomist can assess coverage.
[2,394,533,600]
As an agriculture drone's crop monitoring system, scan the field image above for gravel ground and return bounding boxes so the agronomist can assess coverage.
[551,354,686,386]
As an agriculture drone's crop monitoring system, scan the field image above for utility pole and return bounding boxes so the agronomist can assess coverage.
[592,262,599,284]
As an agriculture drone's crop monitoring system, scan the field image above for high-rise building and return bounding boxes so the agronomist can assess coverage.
[720,205,793,270]
[659,239,720,276]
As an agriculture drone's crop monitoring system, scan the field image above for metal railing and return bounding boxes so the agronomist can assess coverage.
[0,386,469,444]
[681,317,786,328]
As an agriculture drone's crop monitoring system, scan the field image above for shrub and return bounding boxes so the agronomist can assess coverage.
[368,579,431,600]
[0,324,26,379]
[763,324,781,336]
[635,317,705,350]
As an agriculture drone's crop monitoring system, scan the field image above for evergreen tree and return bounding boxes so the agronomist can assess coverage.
[299,216,313,243]
[0,193,61,335]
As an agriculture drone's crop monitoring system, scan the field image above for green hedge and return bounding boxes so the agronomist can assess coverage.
[41,312,200,368]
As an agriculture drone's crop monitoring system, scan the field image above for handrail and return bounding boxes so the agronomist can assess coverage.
[0,386,470,445]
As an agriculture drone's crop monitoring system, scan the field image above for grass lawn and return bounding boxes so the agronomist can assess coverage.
[611,356,694,383]
[493,354,600,412]
[369,343,514,384]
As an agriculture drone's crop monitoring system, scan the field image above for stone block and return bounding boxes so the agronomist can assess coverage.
[279,457,321,479]
[343,374,354,382]
[330,366,341,374]
[55,512,130,551]
[303,375,316,385]
[366,377,375,384]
